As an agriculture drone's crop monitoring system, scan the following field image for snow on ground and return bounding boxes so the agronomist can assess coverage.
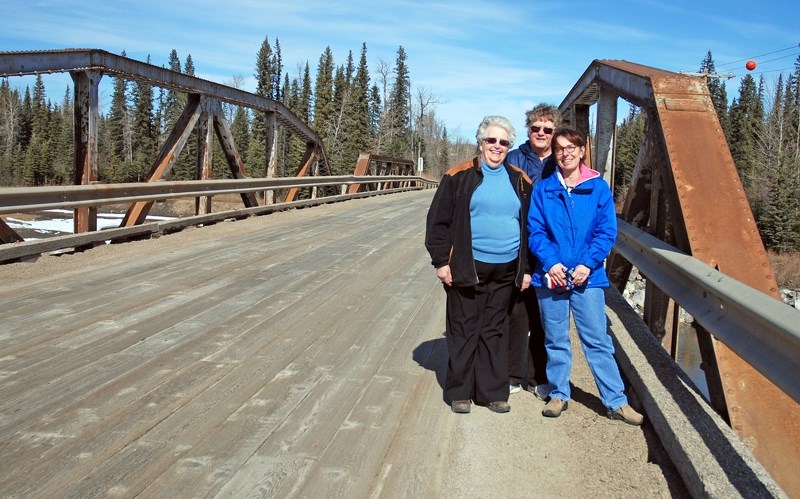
[6,209,174,240]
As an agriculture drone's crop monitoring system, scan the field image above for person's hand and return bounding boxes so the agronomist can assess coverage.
[436,265,453,286]
[521,273,531,291]
[547,263,569,286]
[571,264,590,286]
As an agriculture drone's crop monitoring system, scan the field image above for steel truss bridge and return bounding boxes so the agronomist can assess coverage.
[1,50,799,496]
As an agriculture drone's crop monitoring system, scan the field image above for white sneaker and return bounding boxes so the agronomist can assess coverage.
[530,384,551,401]
[509,384,521,394]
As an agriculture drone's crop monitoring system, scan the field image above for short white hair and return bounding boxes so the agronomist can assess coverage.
[476,115,516,146]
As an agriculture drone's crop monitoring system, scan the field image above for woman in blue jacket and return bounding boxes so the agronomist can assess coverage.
[527,127,643,425]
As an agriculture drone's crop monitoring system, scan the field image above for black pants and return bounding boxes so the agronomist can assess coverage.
[444,260,515,404]
[507,286,547,386]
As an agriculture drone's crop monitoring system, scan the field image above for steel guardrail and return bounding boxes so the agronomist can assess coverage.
[615,218,800,403]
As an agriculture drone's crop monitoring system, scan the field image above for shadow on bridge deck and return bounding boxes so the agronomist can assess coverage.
[0,190,777,497]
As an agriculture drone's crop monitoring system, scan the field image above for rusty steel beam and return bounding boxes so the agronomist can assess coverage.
[562,59,800,495]
[284,144,318,202]
[211,105,258,209]
[0,218,24,244]
[122,94,203,226]
[71,69,101,234]
[0,49,321,145]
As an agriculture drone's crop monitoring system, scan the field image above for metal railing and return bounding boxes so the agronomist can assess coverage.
[0,175,437,262]
[615,219,800,404]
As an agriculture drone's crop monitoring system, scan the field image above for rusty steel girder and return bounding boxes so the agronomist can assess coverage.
[0,49,329,227]
[561,59,800,495]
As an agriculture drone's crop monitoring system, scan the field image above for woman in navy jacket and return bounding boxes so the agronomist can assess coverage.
[527,127,643,425]
[425,115,531,414]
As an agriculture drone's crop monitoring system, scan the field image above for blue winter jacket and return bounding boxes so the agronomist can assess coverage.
[527,165,617,289]
[506,141,556,185]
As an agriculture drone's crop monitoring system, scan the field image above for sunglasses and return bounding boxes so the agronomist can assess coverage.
[484,137,510,147]
[530,125,554,134]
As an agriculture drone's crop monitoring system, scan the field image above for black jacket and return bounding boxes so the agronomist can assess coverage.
[425,156,532,287]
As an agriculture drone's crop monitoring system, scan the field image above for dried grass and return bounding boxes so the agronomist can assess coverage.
[768,250,800,289]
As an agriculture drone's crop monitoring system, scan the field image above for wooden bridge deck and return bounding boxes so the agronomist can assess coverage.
[0,190,680,498]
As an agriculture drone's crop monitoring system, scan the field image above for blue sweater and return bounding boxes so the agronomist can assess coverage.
[470,162,521,263]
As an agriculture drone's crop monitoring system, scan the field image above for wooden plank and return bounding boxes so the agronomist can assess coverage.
[0,191,678,497]
[0,223,159,262]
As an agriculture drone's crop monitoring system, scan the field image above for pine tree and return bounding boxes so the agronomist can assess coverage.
[700,51,729,137]
[313,46,335,140]
[385,46,412,158]
[18,87,32,150]
[176,53,198,181]
[348,43,374,159]
[614,105,645,199]
[163,49,183,136]
[248,36,277,175]
[132,55,157,181]
[51,87,73,184]
[301,62,312,124]
[728,75,761,190]
[107,69,131,181]
[369,84,382,139]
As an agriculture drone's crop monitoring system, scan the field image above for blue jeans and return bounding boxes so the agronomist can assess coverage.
[535,286,628,410]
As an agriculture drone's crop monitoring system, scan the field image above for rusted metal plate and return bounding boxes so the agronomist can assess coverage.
[0,218,25,244]
[561,59,800,495]
[652,71,800,495]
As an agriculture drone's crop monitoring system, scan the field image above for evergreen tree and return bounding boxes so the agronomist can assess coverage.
[132,55,157,181]
[29,75,52,185]
[348,43,374,158]
[231,105,250,170]
[177,53,198,181]
[614,105,645,199]
[700,51,729,137]
[385,46,412,158]
[369,84,382,138]
[51,87,73,184]
[248,36,277,175]
[301,62,312,123]
[313,46,335,139]
[163,49,183,136]
[324,64,347,174]
[728,75,761,190]
[273,39,283,102]
[107,69,131,181]
[18,87,32,150]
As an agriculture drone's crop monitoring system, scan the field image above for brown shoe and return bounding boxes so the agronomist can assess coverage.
[542,397,568,418]
[451,400,471,414]
[487,401,510,413]
[608,404,643,425]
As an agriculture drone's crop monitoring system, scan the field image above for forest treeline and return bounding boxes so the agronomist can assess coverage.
[0,39,474,190]
[1,44,798,252]
[615,51,800,253]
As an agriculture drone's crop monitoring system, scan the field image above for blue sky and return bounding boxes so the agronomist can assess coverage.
[2,0,798,141]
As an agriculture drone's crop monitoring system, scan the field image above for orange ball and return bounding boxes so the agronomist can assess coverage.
[746,60,756,71]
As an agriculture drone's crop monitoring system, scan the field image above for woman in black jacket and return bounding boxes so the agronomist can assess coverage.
[425,115,532,414]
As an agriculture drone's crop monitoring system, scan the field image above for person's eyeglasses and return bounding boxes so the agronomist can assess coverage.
[484,137,510,147]
[530,125,554,135]
[554,144,578,156]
